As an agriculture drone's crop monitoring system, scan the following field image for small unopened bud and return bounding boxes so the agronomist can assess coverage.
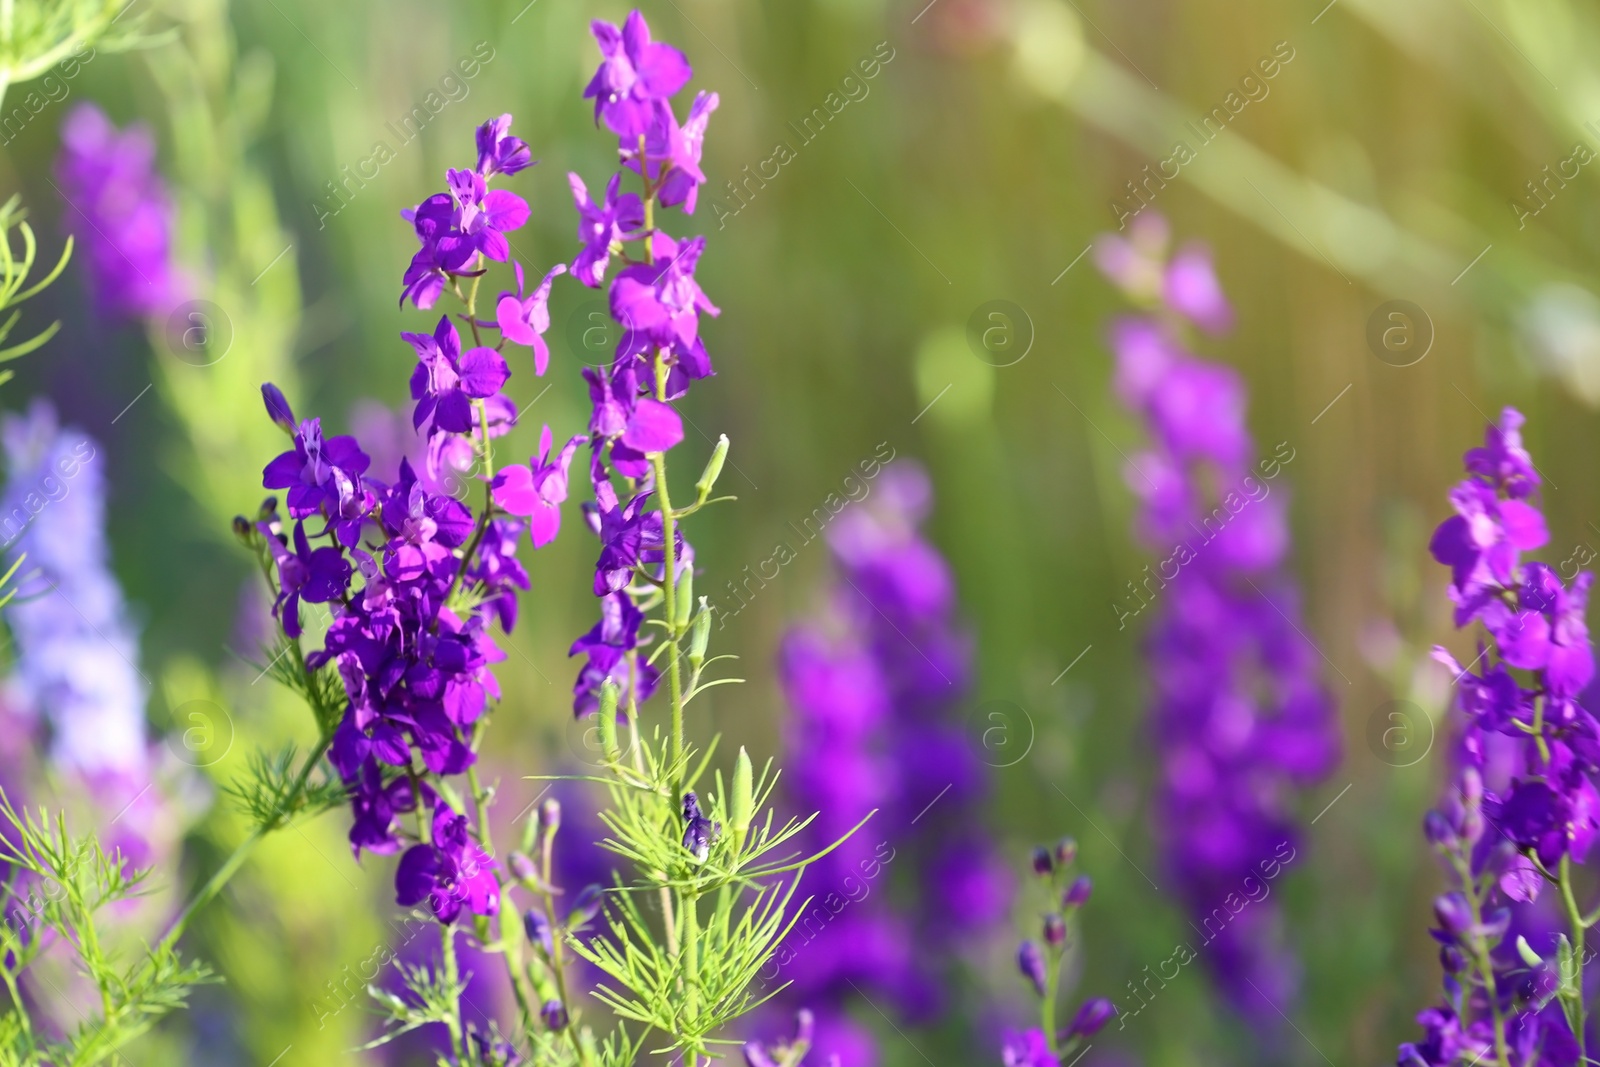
[1031,847,1054,876]
[261,382,297,434]
[523,909,553,956]
[1423,811,1456,848]
[541,998,569,1031]
[1017,940,1049,997]
[1433,893,1473,939]
[1061,998,1117,1040]
[1439,944,1467,974]
[540,797,562,834]
[1517,935,1544,968]
[509,852,537,883]
[730,746,754,843]
[1063,875,1093,908]
[568,884,604,931]
[1053,836,1078,867]
[688,597,711,668]
[695,434,729,501]
[232,515,253,544]
[676,569,694,630]
[1043,913,1066,946]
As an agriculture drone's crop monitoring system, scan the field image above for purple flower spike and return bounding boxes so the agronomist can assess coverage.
[54,103,184,320]
[583,10,693,138]
[476,113,534,177]
[496,261,568,375]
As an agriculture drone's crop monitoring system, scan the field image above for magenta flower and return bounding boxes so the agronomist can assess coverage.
[496,261,567,375]
[1000,1030,1058,1067]
[491,425,585,548]
[396,806,500,924]
[1162,244,1234,334]
[583,10,693,138]
[475,113,533,177]
[569,172,644,288]
[657,91,719,214]
[406,315,510,437]
[447,168,530,263]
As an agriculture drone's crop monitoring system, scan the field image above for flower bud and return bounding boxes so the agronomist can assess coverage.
[540,797,562,834]
[1061,998,1117,1039]
[1439,944,1467,974]
[794,1008,815,1046]
[568,884,604,931]
[1043,913,1066,946]
[1063,875,1093,908]
[1053,836,1078,867]
[1516,935,1544,968]
[1432,893,1473,939]
[541,998,569,1031]
[688,597,711,669]
[509,852,537,884]
[676,569,694,630]
[231,515,253,544]
[1017,940,1049,997]
[523,908,553,956]
[730,746,754,842]
[1031,847,1054,876]
[695,434,729,501]
[1423,811,1456,848]
[261,382,297,434]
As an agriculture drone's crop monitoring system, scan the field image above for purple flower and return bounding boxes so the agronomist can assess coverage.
[496,262,567,375]
[1000,1030,1059,1067]
[1162,245,1233,334]
[54,103,183,319]
[260,410,372,537]
[447,168,530,263]
[400,194,476,310]
[476,113,534,177]
[611,231,719,379]
[491,425,584,548]
[569,591,660,717]
[569,172,645,288]
[583,11,693,138]
[656,92,719,214]
[396,806,501,924]
[681,791,718,863]
[406,315,510,437]
[259,520,353,638]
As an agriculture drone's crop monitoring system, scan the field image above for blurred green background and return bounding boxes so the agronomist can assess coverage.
[7,0,1600,1062]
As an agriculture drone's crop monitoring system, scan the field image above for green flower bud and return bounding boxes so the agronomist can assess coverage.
[676,569,694,631]
[730,746,754,842]
[1517,935,1543,968]
[695,434,730,501]
[688,596,712,669]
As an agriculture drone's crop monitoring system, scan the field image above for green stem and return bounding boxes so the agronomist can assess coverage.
[1562,855,1588,1063]
[1455,854,1511,1067]
[440,923,466,1060]
[651,445,685,777]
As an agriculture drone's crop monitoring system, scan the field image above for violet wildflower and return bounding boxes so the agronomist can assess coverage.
[762,461,1008,1062]
[1095,213,1340,1027]
[570,172,644,288]
[495,261,567,375]
[491,425,584,549]
[54,103,182,319]
[583,10,693,137]
[0,401,169,864]
[1398,408,1599,1066]
[475,113,533,177]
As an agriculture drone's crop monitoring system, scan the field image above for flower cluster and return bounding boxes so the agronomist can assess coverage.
[0,400,168,865]
[1095,213,1339,1024]
[1399,408,1595,1066]
[769,461,1009,1064]
[1003,840,1116,1067]
[54,103,183,320]
[249,112,579,928]
[565,9,720,721]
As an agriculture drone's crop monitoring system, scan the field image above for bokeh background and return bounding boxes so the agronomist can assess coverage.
[5,0,1600,1062]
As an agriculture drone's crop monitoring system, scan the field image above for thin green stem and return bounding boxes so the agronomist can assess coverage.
[1562,855,1589,1064]
[440,924,466,1060]
[1453,853,1511,1067]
